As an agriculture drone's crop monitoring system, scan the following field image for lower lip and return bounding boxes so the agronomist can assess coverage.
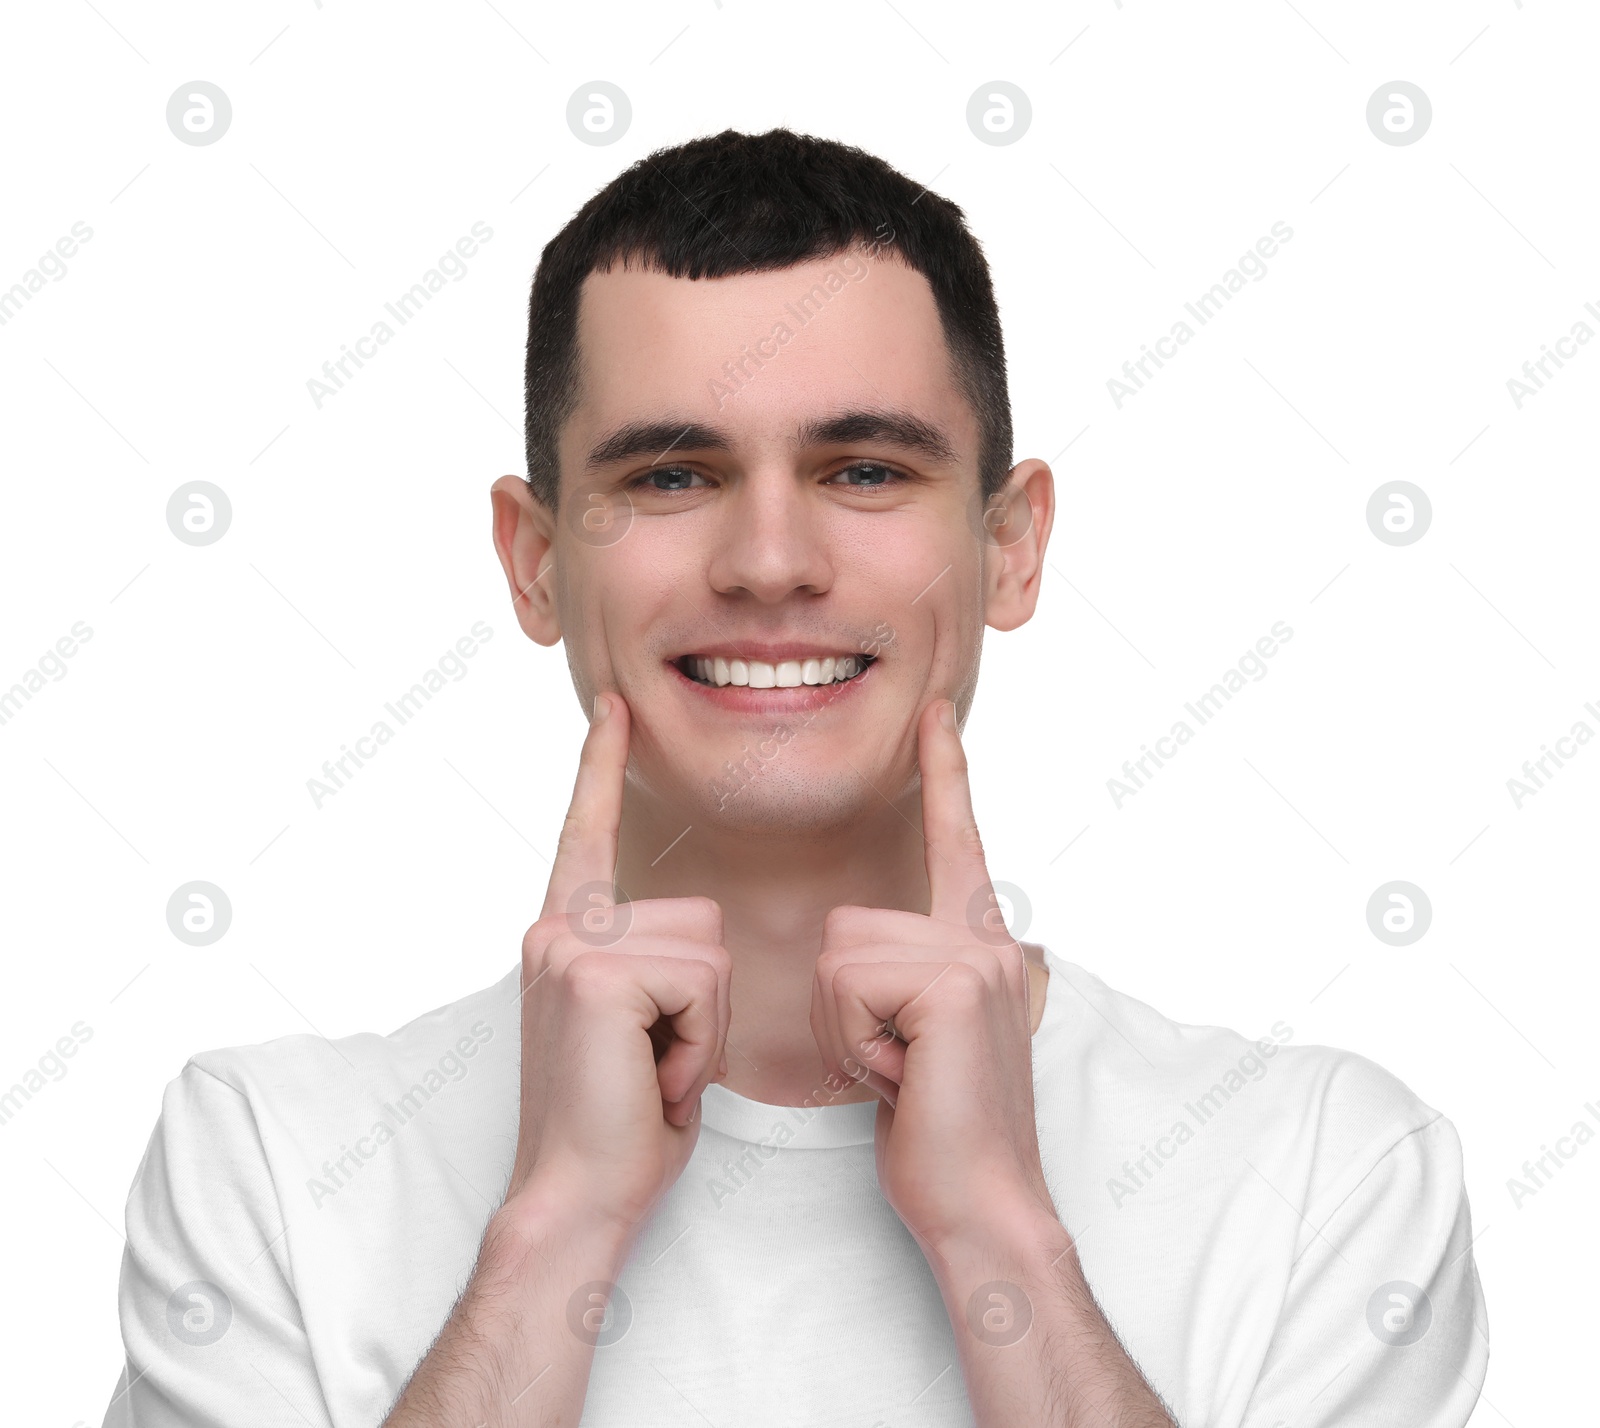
[666,659,875,714]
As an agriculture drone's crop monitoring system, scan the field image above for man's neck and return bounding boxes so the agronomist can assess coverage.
[611,786,1046,1107]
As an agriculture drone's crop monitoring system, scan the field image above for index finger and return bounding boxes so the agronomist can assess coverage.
[917,698,996,930]
[541,691,631,922]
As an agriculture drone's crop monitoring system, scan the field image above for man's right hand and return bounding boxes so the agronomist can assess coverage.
[504,689,732,1237]
[383,691,729,1425]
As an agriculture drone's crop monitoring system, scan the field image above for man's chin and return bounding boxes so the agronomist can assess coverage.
[693,761,883,838]
[626,698,915,836]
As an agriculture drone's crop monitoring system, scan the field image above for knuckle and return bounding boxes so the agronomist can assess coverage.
[561,950,615,1001]
[678,894,719,921]
[945,961,988,1005]
[523,913,564,960]
[679,895,724,939]
[554,810,587,860]
[958,818,986,859]
[822,904,864,940]
[685,956,722,994]
[828,957,868,996]
[813,944,847,981]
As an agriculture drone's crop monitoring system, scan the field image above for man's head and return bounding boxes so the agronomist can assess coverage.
[492,127,1053,836]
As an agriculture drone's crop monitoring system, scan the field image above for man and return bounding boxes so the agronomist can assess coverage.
[103,128,1488,1426]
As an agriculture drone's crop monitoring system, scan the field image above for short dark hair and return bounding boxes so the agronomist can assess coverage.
[522,127,1013,510]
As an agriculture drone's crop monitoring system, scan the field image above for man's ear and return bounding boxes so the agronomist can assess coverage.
[490,475,562,647]
[982,458,1055,633]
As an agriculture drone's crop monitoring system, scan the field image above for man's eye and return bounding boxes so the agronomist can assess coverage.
[629,465,707,492]
[829,462,906,488]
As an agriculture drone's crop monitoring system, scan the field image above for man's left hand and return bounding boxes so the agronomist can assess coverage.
[810,697,1057,1259]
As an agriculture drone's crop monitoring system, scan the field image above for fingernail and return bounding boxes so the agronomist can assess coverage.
[593,692,610,722]
[938,699,957,732]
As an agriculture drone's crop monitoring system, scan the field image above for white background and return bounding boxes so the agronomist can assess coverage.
[1,1,1592,1422]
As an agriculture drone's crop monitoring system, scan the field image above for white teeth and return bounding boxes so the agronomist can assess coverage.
[682,654,871,689]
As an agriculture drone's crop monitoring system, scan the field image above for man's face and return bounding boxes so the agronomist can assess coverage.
[508,244,1041,834]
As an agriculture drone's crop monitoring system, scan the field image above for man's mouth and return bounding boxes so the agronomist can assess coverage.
[671,652,877,690]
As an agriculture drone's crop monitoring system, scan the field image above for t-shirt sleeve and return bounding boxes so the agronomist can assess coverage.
[100,1059,335,1428]
[1237,1113,1489,1427]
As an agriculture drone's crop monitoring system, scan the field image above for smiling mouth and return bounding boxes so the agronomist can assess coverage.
[673,653,877,689]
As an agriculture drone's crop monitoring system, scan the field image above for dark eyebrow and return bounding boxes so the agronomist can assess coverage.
[584,407,958,472]
[796,408,959,465]
[583,420,730,471]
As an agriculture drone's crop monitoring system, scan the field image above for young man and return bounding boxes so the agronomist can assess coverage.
[103,129,1488,1427]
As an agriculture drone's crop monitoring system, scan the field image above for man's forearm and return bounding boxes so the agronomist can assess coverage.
[928,1205,1180,1428]
[383,1191,634,1428]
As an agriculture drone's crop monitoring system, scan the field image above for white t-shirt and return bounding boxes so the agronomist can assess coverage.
[101,946,1489,1427]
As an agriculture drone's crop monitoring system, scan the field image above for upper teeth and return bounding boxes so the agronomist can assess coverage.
[684,655,867,688]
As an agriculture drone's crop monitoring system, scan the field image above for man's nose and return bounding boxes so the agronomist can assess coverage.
[705,470,835,602]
